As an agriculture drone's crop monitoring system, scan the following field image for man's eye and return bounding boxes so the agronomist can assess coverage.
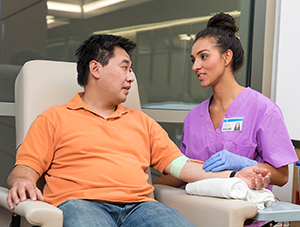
[191,58,195,63]
[129,68,132,73]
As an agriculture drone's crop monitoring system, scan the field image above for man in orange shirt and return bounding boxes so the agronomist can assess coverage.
[6,34,270,227]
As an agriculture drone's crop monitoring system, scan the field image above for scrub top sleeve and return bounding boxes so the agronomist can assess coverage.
[257,107,297,168]
[180,113,191,156]
[180,123,187,155]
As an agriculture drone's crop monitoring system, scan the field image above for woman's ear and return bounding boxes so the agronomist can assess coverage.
[89,60,101,79]
[223,49,233,66]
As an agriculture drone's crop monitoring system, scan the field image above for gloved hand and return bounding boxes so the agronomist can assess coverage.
[203,149,258,172]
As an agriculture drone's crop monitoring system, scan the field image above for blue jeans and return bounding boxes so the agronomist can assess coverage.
[58,199,194,227]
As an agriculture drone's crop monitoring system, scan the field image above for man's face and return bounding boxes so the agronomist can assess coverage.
[99,46,134,105]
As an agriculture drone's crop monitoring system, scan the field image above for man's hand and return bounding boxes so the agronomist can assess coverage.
[203,150,258,172]
[236,166,271,190]
[6,165,43,209]
[7,179,44,210]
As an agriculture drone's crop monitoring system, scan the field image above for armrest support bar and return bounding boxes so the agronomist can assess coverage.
[0,186,63,227]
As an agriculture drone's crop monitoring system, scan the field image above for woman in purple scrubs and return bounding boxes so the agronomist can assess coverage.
[154,12,297,190]
[153,12,298,227]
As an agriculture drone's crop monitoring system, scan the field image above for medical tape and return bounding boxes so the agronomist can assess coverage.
[170,156,189,179]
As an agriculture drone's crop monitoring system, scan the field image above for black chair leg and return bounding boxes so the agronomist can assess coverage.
[10,213,20,227]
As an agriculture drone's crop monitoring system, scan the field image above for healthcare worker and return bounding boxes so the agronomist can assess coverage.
[153,12,298,227]
[154,12,297,191]
[182,11,298,189]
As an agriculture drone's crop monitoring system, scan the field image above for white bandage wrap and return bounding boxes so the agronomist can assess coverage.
[170,156,189,179]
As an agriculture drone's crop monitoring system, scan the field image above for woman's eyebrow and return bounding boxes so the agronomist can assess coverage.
[191,49,207,58]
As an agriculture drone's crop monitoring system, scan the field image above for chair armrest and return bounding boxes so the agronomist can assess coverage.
[153,184,258,227]
[0,186,63,227]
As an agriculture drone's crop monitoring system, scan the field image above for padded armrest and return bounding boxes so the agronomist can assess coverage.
[154,184,258,227]
[0,186,63,227]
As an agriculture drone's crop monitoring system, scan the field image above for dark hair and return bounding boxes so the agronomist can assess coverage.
[75,34,136,86]
[194,12,244,72]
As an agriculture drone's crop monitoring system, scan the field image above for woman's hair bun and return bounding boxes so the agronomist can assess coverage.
[207,12,238,34]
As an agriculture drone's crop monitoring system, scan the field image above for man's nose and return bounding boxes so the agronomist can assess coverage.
[128,71,135,83]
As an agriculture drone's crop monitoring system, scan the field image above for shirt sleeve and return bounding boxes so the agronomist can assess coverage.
[256,106,298,168]
[148,119,183,173]
[16,114,56,176]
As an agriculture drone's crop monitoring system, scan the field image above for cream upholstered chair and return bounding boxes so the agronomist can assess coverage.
[0,60,259,227]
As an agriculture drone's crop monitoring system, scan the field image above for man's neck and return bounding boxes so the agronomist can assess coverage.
[82,94,117,118]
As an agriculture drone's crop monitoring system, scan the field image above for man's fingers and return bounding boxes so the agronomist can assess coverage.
[35,188,44,201]
[6,192,15,210]
[6,181,43,210]
[248,177,256,190]
[17,186,28,202]
[263,173,271,188]
[255,174,263,189]
[252,166,268,175]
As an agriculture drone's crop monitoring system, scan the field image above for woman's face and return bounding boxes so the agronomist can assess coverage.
[191,37,227,87]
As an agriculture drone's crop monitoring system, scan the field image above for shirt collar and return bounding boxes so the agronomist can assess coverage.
[67,92,130,117]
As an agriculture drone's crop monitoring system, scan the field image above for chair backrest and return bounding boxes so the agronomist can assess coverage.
[15,60,141,148]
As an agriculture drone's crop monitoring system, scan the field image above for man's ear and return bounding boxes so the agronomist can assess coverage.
[89,60,101,79]
[223,49,233,66]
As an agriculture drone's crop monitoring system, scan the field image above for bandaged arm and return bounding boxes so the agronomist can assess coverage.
[166,155,230,182]
[163,155,271,189]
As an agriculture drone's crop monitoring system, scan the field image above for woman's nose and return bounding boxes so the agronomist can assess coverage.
[192,60,200,72]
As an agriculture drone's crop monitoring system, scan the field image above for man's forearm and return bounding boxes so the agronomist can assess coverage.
[7,165,40,188]
[164,160,230,183]
[180,161,231,182]
[164,158,271,189]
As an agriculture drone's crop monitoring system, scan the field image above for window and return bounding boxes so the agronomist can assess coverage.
[0,0,265,186]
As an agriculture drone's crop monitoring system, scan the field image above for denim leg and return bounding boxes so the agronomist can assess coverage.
[58,199,118,227]
[120,201,194,227]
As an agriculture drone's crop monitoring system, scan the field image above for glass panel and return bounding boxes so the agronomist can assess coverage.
[0,116,15,187]
[0,0,252,106]
[0,0,256,182]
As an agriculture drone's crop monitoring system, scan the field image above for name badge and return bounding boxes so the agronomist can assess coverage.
[222,117,243,132]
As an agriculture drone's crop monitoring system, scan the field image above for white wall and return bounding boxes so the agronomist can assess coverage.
[271,0,300,203]
[272,0,300,141]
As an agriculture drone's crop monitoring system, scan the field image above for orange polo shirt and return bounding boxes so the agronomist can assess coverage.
[16,93,182,207]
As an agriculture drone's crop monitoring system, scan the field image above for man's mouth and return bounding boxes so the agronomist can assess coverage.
[123,86,131,91]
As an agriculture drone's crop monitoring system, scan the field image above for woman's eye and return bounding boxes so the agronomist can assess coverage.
[201,54,208,59]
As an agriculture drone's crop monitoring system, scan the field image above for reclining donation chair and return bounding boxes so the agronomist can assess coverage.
[0,60,300,227]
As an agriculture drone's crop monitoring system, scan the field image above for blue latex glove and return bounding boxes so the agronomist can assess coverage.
[203,149,258,172]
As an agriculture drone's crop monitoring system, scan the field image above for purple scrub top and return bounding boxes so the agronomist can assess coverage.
[181,87,298,168]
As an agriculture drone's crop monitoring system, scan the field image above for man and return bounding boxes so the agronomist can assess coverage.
[7,34,270,227]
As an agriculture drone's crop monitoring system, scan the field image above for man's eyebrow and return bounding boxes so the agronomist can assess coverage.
[122,59,133,68]
[122,59,131,64]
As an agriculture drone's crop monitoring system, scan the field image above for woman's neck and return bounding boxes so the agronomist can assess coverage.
[210,76,245,111]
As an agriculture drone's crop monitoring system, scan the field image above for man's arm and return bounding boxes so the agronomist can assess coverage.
[6,165,44,209]
[163,159,271,190]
